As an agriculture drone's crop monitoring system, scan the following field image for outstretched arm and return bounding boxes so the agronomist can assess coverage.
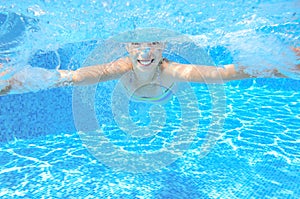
[0,57,132,96]
[166,62,287,83]
[164,62,248,83]
[164,59,298,84]
[59,57,132,86]
[166,47,300,83]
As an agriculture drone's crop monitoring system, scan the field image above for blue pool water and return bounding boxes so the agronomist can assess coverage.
[1,0,300,198]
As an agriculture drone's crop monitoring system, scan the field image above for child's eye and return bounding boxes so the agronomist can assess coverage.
[151,42,160,45]
[131,42,140,46]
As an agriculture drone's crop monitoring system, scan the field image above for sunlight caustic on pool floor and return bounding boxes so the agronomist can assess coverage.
[0,82,299,198]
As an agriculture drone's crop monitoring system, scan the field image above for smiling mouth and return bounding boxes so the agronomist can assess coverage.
[137,59,154,66]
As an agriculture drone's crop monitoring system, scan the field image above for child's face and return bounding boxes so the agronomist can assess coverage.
[126,42,165,71]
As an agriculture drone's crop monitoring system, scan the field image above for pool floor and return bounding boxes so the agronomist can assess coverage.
[0,80,299,199]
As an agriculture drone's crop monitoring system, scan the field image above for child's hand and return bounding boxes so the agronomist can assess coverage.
[0,64,11,95]
[292,47,300,70]
[0,64,9,78]
[0,58,12,80]
[292,47,300,56]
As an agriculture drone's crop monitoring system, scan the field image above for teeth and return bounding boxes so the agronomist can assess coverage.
[139,60,152,66]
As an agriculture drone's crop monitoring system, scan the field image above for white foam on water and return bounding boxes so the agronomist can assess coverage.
[0,0,299,84]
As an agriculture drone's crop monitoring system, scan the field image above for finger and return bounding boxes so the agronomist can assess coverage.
[0,70,9,77]
[292,47,300,57]
[0,67,12,78]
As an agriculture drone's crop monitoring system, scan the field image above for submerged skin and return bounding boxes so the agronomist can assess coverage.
[58,42,291,98]
[0,45,299,97]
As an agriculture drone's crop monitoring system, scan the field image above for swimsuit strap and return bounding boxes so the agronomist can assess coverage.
[130,83,175,103]
[127,58,175,103]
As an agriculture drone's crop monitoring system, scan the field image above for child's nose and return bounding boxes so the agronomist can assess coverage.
[140,47,151,57]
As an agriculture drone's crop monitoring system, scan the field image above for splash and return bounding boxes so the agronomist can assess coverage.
[0,0,299,79]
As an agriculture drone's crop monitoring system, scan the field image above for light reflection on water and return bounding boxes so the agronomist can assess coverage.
[0,0,299,198]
